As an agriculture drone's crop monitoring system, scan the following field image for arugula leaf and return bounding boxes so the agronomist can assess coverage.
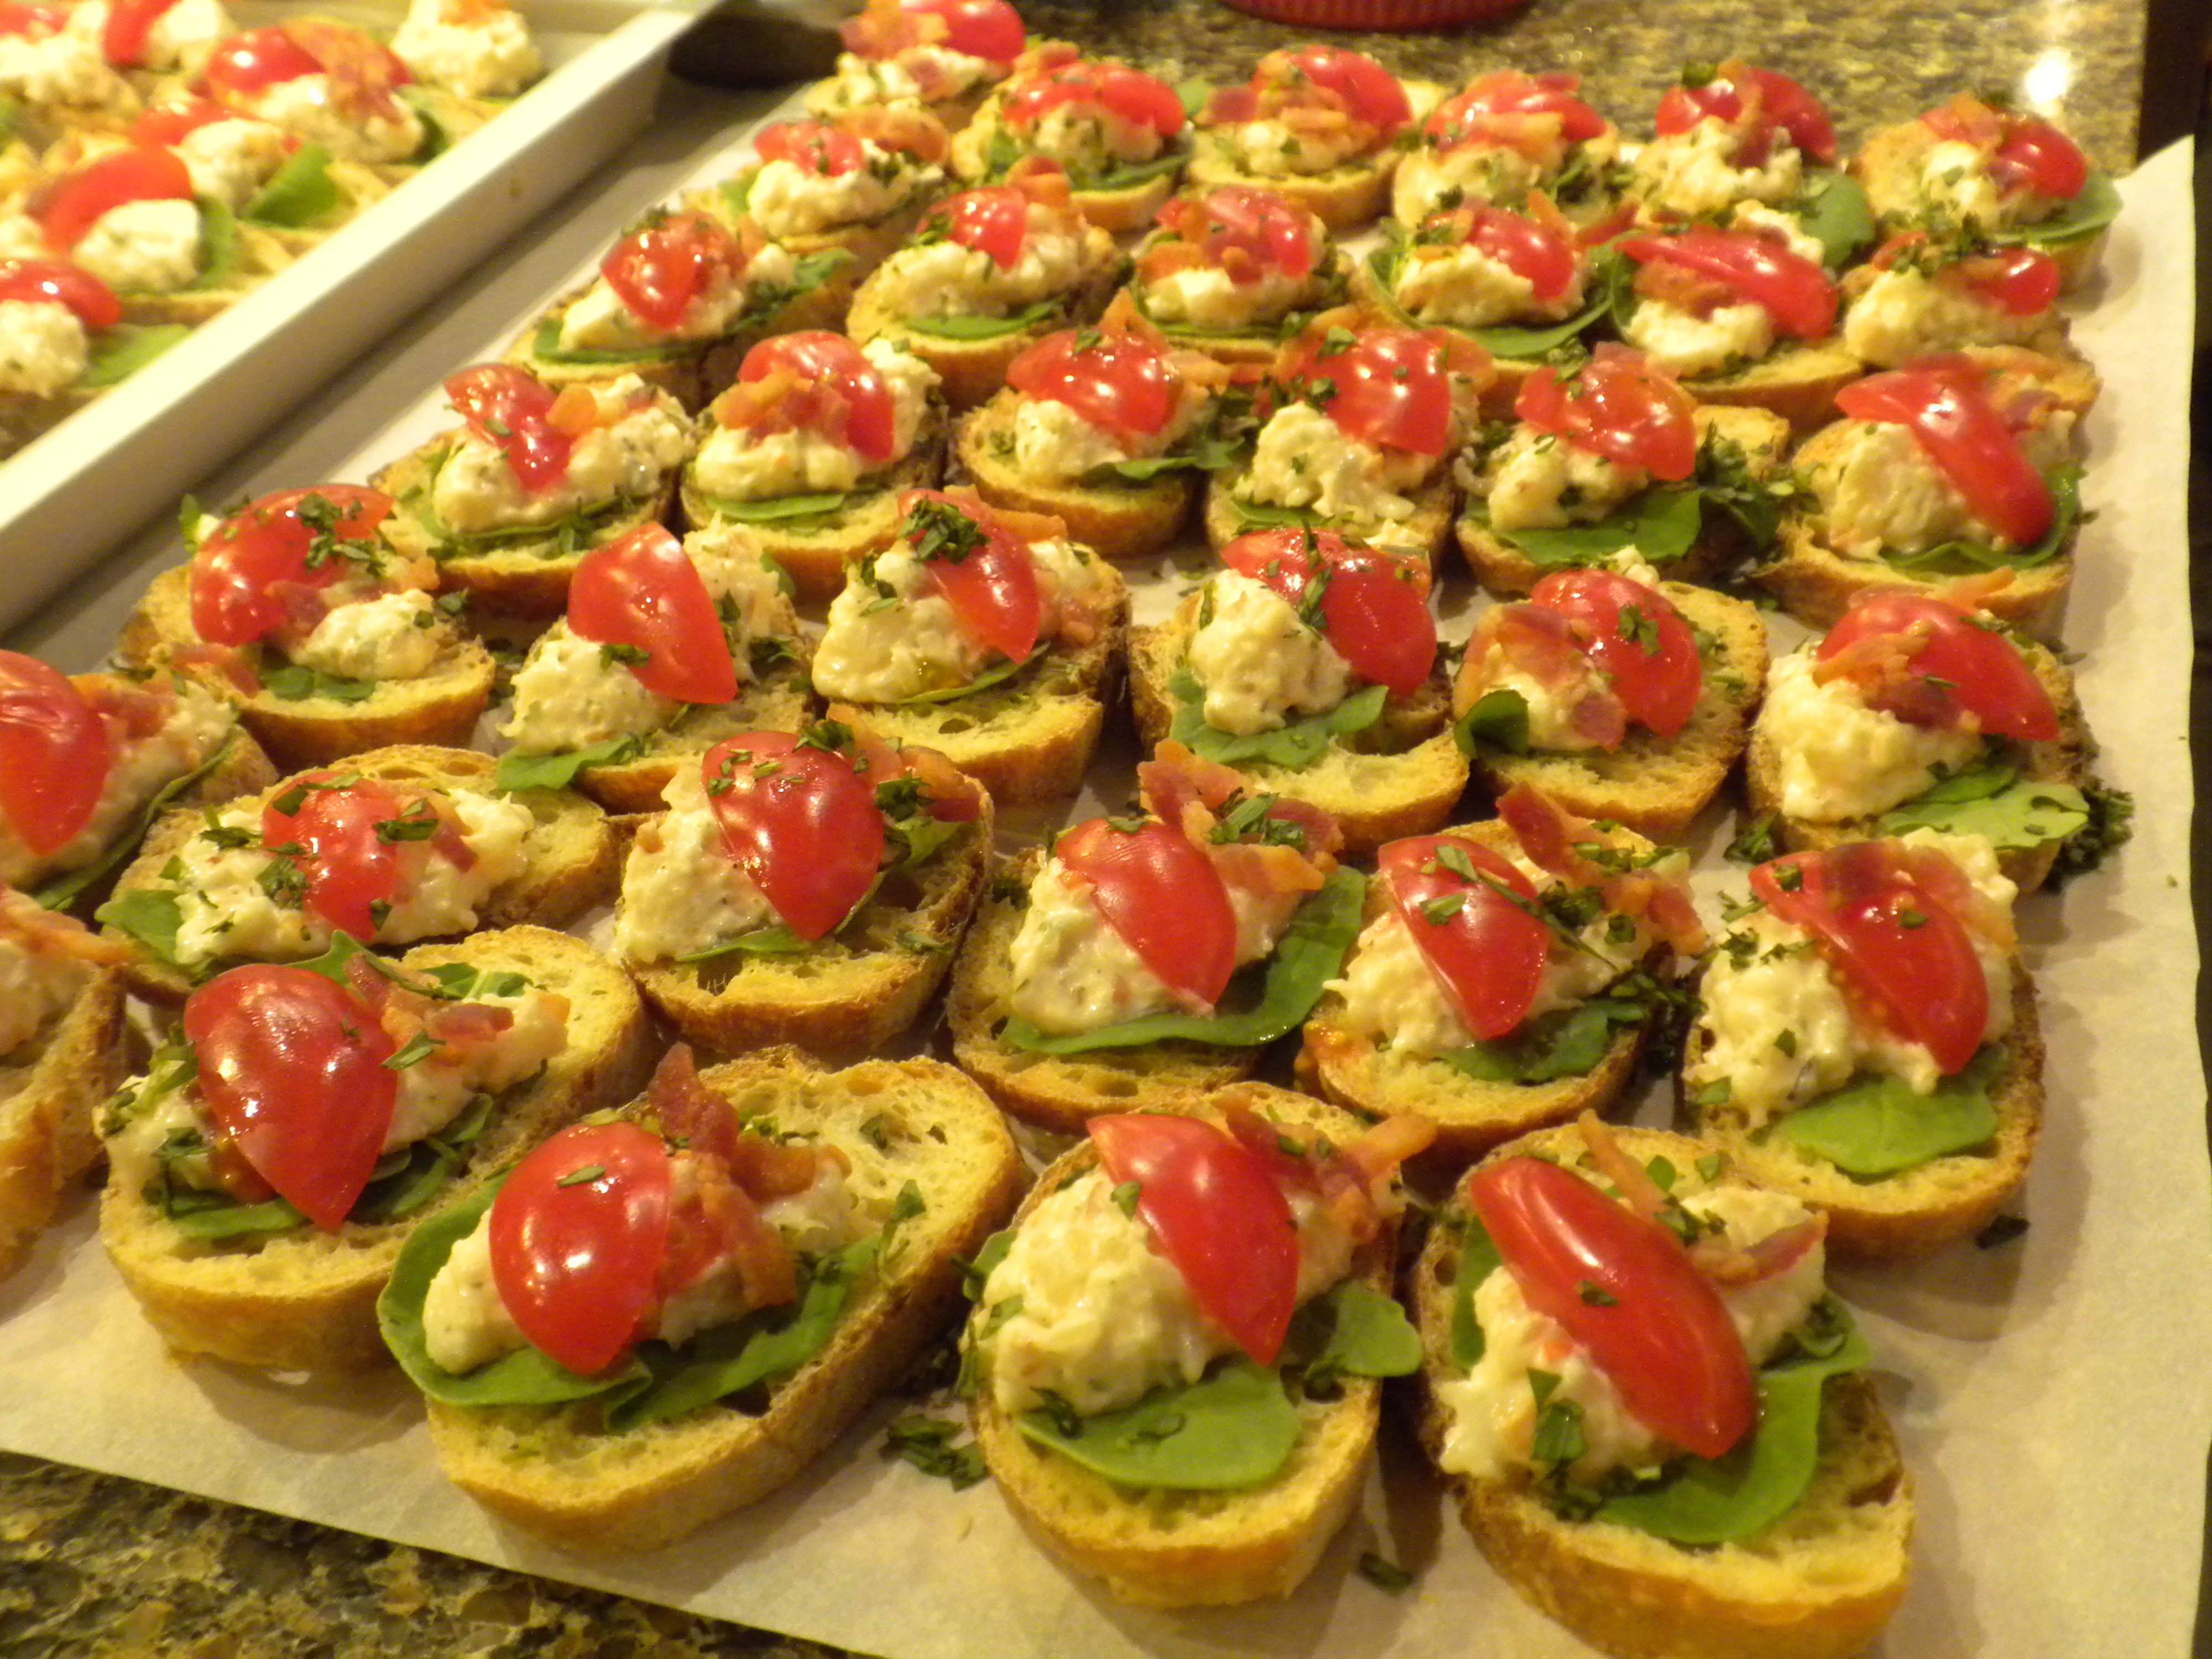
[93,888,186,967]
[33,729,241,910]
[1877,760,2088,851]
[677,923,810,963]
[1225,495,1328,533]
[1015,1357,1301,1490]
[78,322,191,390]
[243,144,341,228]
[1452,687,1531,757]
[1167,669,1389,769]
[1479,486,1703,566]
[1772,1046,2006,1177]
[494,734,645,794]
[891,646,1043,707]
[1088,150,1189,192]
[1001,867,1364,1053]
[905,299,1060,341]
[1436,994,1647,1085]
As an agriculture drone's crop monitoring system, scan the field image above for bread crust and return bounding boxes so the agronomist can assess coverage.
[0,967,129,1281]
[955,392,1197,562]
[1206,464,1457,569]
[1183,129,1397,232]
[970,1084,1392,1606]
[1457,580,1770,839]
[418,1048,1025,1550]
[98,927,655,1371]
[1410,1125,1914,1659]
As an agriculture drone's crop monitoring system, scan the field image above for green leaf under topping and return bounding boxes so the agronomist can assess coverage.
[1436,994,1647,1085]
[259,663,377,704]
[93,888,186,968]
[889,646,1044,707]
[1014,1356,1301,1491]
[243,144,342,228]
[529,314,701,368]
[33,728,241,911]
[905,299,1061,341]
[1481,486,1704,566]
[1452,687,1532,758]
[1771,1045,2006,1177]
[691,486,857,526]
[1796,169,1875,270]
[1447,1210,1503,1372]
[1881,463,2081,573]
[1994,170,2121,251]
[493,734,646,794]
[1876,758,2088,851]
[1291,1281,1423,1385]
[1168,668,1390,770]
[79,322,191,390]
[186,196,239,294]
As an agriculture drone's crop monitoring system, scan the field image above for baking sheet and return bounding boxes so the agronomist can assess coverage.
[0,79,2201,1659]
[0,0,707,638]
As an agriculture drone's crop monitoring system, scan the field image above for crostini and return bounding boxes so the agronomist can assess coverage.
[493,521,812,811]
[124,95,395,253]
[946,750,1363,1131]
[966,1088,1431,1605]
[1124,184,1350,368]
[0,3,138,147]
[0,254,185,456]
[1391,70,1622,229]
[98,925,653,1371]
[1187,44,1418,232]
[1302,788,1704,1161]
[375,361,693,618]
[1839,232,2069,368]
[197,22,437,179]
[389,0,542,105]
[612,720,991,1054]
[379,1042,1022,1550]
[811,487,1126,805]
[118,483,497,768]
[1411,1120,1912,1659]
[1129,526,1464,854]
[1745,581,2089,890]
[805,0,1025,130]
[678,328,946,603]
[1684,833,2041,1259]
[1452,564,1767,838]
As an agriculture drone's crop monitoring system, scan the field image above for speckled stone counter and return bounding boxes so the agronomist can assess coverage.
[0,2,2154,1655]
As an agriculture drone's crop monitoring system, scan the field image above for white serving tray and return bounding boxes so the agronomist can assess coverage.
[0,0,706,636]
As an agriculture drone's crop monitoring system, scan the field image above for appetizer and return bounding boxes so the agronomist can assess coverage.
[806,0,1025,129]
[1624,61,1851,241]
[1186,43,1417,231]
[1392,70,1621,229]
[693,108,950,279]
[0,1,136,144]
[199,22,431,176]
[127,95,392,252]
[389,0,542,105]
[1124,184,1349,367]
[1839,233,2068,368]
[0,253,184,455]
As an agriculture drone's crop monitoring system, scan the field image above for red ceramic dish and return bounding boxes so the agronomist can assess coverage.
[1219,0,1531,27]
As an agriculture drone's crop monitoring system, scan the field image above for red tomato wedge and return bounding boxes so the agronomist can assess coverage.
[488,1120,672,1376]
[1835,358,2053,547]
[1515,345,1697,481]
[1153,185,1317,281]
[1924,100,2086,200]
[1056,816,1238,1011]
[261,774,465,941]
[601,211,740,334]
[1817,588,2058,740]
[183,964,399,1232]
[1652,63,1835,166]
[1219,527,1434,697]
[1281,325,1485,458]
[1425,70,1606,152]
[754,118,865,177]
[132,97,236,147]
[189,484,395,647]
[1379,833,1547,1040]
[1957,245,2062,316]
[1003,58,1184,139]
[1211,45,1409,137]
[32,146,194,253]
[567,525,738,706]
[1459,201,1577,302]
[444,362,572,493]
[1468,1156,1758,1461]
[897,0,1023,61]
[1750,843,1990,1074]
[101,0,173,65]
[700,732,884,942]
[0,257,120,328]
[0,2,66,38]
[934,184,1029,269]
[201,24,323,100]
[1089,1113,1301,1365]
[1527,569,1701,739]
[1006,326,1177,439]
[724,331,899,464]
[898,489,1042,662]
[1615,229,1837,339]
[0,651,112,856]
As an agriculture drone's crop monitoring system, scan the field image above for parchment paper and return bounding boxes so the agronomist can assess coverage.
[0,80,2200,1659]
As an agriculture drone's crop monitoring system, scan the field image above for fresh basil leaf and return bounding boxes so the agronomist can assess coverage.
[692,486,855,525]
[530,314,698,367]
[1437,995,1645,1085]
[1995,170,2121,250]
[1594,1302,1872,1543]
[1091,150,1188,192]
[1226,495,1327,532]
[1001,866,1365,1053]
[718,173,753,218]
[1168,669,1390,769]
[1452,687,1531,757]
[1878,763,2088,851]
[79,322,191,389]
[889,646,1043,707]
[243,144,341,228]
[494,734,644,794]
[259,663,377,704]
[187,196,238,293]
[1772,1046,2006,1177]
[93,888,185,966]
[1015,1357,1301,1491]
[1484,486,1703,566]
[1292,1281,1422,1382]
[1448,1210,1503,1371]
[905,299,1059,341]
[677,922,810,962]
[33,729,239,910]
[1797,170,1875,269]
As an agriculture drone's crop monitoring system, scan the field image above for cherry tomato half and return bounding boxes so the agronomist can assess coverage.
[933,184,1030,270]
[567,525,738,706]
[1057,816,1238,1011]
[1653,62,1835,166]
[183,964,399,1232]
[754,118,865,178]
[443,362,572,494]
[1220,527,1434,697]
[488,1120,672,1376]
[1281,325,1486,458]
[1425,70,1607,152]
[601,211,741,335]
[132,96,236,147]
[1233,45,1410,137]
[906,0,1023,61]
[1817,588,2058,741]
[1527,569,1701,739]
[1458,201,1577,303]
[1515,345,1698,481]
[1615,228,1837,340]
[1006,326,1177,440]
[0,257,119,329]
[1750,842,1989,1074]
[1467,1156,1757,1460]
[1956,245,2062,317]
[1002,58,1184,140]
[1835,358,2052,547]
[0,651,112,856]
[897,489,1042,662]
[1089,1113,1300,1365]
[700,732,884,942]
[1153,184,1318,281]
[261,773,452,941]
[188,484,395,648]
[201,24,324,101]
[32,146,194,253]
[100,0,173,66]
[727,331,899,465]
[1379,833,1547,1040]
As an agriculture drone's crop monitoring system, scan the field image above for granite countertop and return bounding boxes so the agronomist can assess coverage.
[0,2,2156,1655]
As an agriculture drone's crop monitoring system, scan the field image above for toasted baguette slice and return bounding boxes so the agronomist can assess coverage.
[1128,594,1466,856]
[550,665,816,817]
[416,1047,1024,1551]
[371,437,680,619]
[971,1083,1395,1605]
[954,392,1197,561]
[826,560,1128,807]
[1454,405,1791,597]
[1206,463,1457,568]
[1744,638,2086,891]
[1687,963,2043,1261]
[623,786,993,1055]
[1298,818,1666,1161]
[98,927,655,1372]
[947,97,1187,233]
[117,565,498,768]
[1674,339,1866,435]
[946,849,1257,1133]
[1411,1124,1913,1659]
[1184,130,1400,233]
[680,169,939,286]
[0,966,129,1281]
[1457,581,1769,839]
[102,745,618,1002]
